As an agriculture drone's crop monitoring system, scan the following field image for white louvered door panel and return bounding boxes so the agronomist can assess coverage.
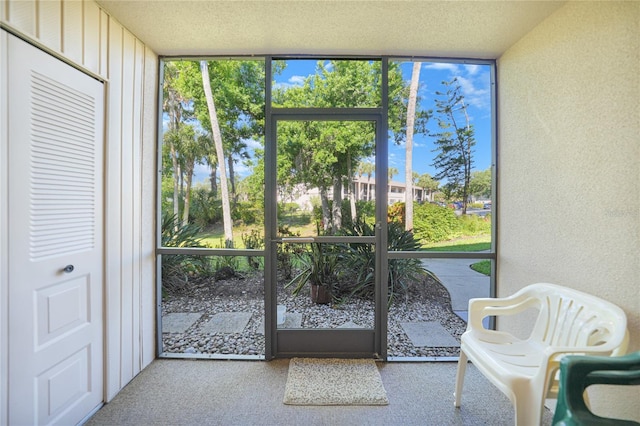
[6,33,104,426]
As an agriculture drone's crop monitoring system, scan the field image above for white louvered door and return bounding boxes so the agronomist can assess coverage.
[6,33,104,425]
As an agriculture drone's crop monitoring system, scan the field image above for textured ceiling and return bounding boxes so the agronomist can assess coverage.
[96,0,566,58]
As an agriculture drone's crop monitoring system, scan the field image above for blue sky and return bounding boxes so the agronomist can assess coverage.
[272,59,493,183]
[191,59,493,185]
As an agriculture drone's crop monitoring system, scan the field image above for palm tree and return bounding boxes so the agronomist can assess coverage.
[404,62,421,231]
[357,161,375,201]
[388,166,399,194]
[163,62,187,221]
[416,173,439,202]
[201,61,233,246]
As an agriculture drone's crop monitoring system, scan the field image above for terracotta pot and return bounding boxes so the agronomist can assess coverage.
[310,284,331,304]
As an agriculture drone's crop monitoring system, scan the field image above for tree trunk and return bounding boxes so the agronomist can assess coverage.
[347,153,357,222]
[209,167,217,197]
[227,154,236,199]
[201,61,233,245]
[320,187,331,232]
[170,142,180,221]
[404,62,421,231]
[182,160,194,226]
[331,177,342,231]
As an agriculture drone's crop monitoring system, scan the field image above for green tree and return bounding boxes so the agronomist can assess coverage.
[416,173,439,202]
[388,166,399,186]
[166,59,265,244]
[274,59,419,232]
[162,124,208,226]
[469,168,491,200]
[275,61,381,231]
[162,62,190,222]
[431,78,476,214]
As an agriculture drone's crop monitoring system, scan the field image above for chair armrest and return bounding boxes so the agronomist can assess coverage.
[467,295,539,330]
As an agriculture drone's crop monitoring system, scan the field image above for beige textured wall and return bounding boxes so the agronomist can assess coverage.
[0,0,158,418]
[498,1,639,420]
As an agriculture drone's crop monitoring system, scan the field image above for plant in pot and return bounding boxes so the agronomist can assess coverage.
[286,242,338,304]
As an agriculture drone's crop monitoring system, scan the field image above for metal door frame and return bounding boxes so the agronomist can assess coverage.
[264,57,389,358]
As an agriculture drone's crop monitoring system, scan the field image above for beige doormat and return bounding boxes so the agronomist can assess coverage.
[283,358,389,406]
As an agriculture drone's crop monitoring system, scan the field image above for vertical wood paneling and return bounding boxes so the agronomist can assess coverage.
[38,0,61,51]
[62,0,82,64]
[83,0,100,74]
[119,28,135,386]
[131,38,144,374]
[105,17,123,401]
[6,1,35,38]
[99,9,108,78]
[3,1,112,80]
[2,0,159,404]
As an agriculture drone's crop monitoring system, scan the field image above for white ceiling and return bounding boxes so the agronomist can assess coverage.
[96,0,566,58]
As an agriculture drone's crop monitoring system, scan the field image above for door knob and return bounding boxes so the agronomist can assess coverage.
[63,265,74,273]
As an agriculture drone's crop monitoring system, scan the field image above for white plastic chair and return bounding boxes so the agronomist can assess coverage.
[454,283,629,425]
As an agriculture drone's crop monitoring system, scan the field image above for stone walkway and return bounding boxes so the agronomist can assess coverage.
[421,258,490,324]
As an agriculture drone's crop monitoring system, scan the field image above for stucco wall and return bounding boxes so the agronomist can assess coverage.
[498,1,639,420]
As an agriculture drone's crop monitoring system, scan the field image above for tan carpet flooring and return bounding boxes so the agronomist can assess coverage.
[86,359,553,426]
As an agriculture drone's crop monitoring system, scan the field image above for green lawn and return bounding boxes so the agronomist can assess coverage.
[470,260,491,275]
[421,235,491,252]
[423,235,492,276]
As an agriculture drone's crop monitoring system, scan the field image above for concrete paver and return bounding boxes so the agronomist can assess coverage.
[162,313,202,333]
[400,321,460,347]
[201,312,252,334]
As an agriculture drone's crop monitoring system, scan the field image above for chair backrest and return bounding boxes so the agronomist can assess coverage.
[522,283,628,355]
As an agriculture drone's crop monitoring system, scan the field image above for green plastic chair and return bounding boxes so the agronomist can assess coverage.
[553,351,640,426]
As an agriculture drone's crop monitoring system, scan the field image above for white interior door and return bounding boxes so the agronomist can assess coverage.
[6,33,105,425]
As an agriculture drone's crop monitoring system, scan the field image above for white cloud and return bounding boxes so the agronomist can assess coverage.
[244,137,262,150]
[289,75,305,85]
[464,64,480,76]
[423,62,460,73]
[233,161,251,177]
[456,75,490,110]
[273,74,306,90]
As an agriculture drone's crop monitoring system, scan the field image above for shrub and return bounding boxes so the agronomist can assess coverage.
[457,213,491,236]
[356,200,376,224]
[413,202,460,243]
[189,188,221,227]
[387,202,405,225]
[161,213,212,292]
[242,229,264,269]
[339,219,426,305]
[276,225,302,280]
[234,201,261,225]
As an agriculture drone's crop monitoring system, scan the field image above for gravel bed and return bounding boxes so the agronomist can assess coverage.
[161,272,466,358]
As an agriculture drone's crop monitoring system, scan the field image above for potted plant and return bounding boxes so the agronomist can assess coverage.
[286,242,338,304]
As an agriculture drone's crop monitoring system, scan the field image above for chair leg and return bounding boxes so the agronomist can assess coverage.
[514,394,543,426]
[454,350,468,407]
